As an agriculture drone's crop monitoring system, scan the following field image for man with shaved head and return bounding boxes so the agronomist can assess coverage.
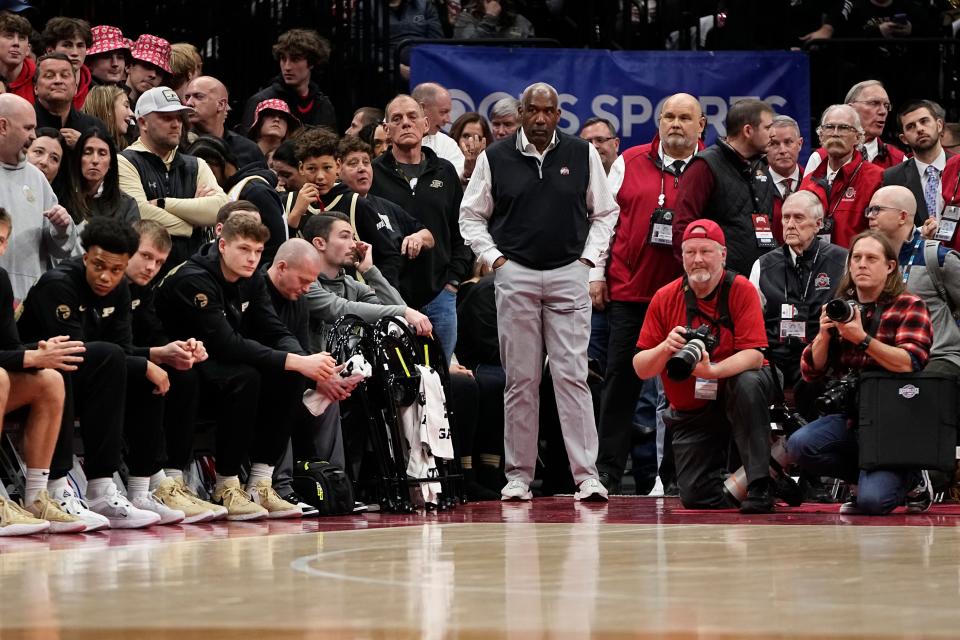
[265,238,346,515]
[593,92,704,494]
[798,104,882,248]
[185,75,263,166]
[412,81,466,179]
[868,184,960,378]
[0,93,76,302]
[460,81,619,502]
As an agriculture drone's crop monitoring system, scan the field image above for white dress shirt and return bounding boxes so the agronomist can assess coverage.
[459,128,620,282]
[607,145,694,199]
[770,166,801,199]
[914,149,946,216]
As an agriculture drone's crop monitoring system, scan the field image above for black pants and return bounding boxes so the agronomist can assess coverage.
[159,367,201,470]
[51,342,127,480]
[123,357,166,477]
[196,359,303,476]
[473,364,505,461]
[662,367,775,509]
[596,300,649,481]
[449,372,477,461]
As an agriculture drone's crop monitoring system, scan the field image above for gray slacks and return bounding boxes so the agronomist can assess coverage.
[494,258,599,486]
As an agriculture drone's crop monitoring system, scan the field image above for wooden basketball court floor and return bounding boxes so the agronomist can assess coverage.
[2,497,960,639]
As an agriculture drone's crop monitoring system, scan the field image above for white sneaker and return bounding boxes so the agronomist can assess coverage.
[87,483,161,529]
[129,493,186,525]
[575,478,609,502]
[501,480,532,501]
[49,485,110,532]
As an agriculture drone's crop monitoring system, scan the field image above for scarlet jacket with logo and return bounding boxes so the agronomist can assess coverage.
[607,134,700,302]
[810,141,905,171]
[938,154,960,250]
[799,149,880,248]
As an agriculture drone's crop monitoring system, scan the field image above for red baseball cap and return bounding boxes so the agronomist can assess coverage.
[682,219,726,246]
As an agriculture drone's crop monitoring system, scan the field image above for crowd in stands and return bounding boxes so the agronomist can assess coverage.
[0,3,958,536]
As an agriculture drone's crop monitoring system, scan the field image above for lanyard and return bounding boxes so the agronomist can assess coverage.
[826,159,864,218]
[901,236,923,284]
[784,241,821,303]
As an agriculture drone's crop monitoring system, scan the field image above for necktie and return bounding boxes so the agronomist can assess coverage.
[924,165,941,217]
[671,159,684,175]
[782,178,793,197]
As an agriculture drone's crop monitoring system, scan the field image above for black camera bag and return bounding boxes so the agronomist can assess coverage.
[858,371,958,472]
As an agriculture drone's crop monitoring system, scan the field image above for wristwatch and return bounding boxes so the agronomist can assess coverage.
[857,335,872,351]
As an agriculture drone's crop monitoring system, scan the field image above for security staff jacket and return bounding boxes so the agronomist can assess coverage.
[17,257,146,377]
[154,242,305,371]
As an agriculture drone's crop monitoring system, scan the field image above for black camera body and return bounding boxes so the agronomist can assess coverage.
[825,298,861,324]
[666,325,720,381]
[816,372,860,416]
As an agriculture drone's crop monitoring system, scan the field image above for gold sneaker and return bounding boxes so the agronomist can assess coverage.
[172,477,228,521]
[0,495,50,536]
[23,490,85,534]
[247,479,302,519]
[154,478,215,524]
[212,478,267,521]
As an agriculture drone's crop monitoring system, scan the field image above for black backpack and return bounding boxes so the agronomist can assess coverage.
[292,460,355,516]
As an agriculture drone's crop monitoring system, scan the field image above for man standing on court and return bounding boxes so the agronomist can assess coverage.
[460,82,619,502]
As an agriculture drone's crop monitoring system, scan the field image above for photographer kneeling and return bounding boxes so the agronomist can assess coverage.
[786,230,933,515]
[634,220,776,513]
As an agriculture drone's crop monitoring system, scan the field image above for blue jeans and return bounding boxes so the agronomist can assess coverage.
[421,287,457,365]
[787,414,910,515]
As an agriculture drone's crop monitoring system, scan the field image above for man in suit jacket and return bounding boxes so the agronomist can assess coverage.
[883,100,949,227]
[766,115,804,244]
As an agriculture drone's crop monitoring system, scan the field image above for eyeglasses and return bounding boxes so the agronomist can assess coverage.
[863,204,903,218]
[851,99,892,112]
[818,123,858,135]
[583,136,616,145]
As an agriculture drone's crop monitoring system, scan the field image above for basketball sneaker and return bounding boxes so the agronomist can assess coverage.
[23,490,85,534]
[172,477,227,521]
[247,479,302,519]
[87,482,162,529]
[49,485,110,532]
[575,478,609,502]
[153,478,216,524]
[0,495,49,536]
[501,479,533,501]
[129,492,186,525]
[212,478,268,521]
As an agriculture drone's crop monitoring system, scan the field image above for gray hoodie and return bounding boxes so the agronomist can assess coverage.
[0,159,77,303]
[305,265,407,353]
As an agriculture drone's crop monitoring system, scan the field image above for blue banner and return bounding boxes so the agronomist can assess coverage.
[410,46,811,158]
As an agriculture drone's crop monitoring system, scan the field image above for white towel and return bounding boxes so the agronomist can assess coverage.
[302,354,372,416]
[398,365,455,504]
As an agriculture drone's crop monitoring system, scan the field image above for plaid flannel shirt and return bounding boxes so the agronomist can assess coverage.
[800,292,933,382]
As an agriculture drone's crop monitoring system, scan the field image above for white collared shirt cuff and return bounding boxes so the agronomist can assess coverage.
[481,249,504,269]
[589,267,606,282]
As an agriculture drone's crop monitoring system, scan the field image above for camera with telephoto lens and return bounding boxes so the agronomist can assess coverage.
[825,298,861,324]
[666,325,719,381]
[816,372,860,416]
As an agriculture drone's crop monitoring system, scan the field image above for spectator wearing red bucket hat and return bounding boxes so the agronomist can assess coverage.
[40,17,93,110]
[0,11,36,103]
[85,25,131,88]
[247,98,300,159]
[184,75,263,167]
[241,29,336,133]
[126,34,170,108]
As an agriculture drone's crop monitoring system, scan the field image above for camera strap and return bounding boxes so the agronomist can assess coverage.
[683,270,737,333]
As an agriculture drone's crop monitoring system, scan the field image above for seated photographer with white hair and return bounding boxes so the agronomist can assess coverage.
[786,230,933,515]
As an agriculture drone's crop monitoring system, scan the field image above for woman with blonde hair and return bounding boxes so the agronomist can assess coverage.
[81,85,133,151]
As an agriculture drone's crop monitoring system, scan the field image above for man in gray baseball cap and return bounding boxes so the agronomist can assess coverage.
[118,86,229,275]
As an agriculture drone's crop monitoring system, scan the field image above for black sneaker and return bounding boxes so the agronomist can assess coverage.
[739,478,775,514]
[772,473,804,507]
[280,492,319,518]
[905,470,934,514]
[598,472,622,495]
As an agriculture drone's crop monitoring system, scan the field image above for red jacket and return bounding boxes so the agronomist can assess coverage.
[799,150,880,249]
[74,64,92,110]
[812,141,905,171]
[938,154,960,250]
[607,134,700,303]
[8,57,35,104]
[770,167,804,244]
